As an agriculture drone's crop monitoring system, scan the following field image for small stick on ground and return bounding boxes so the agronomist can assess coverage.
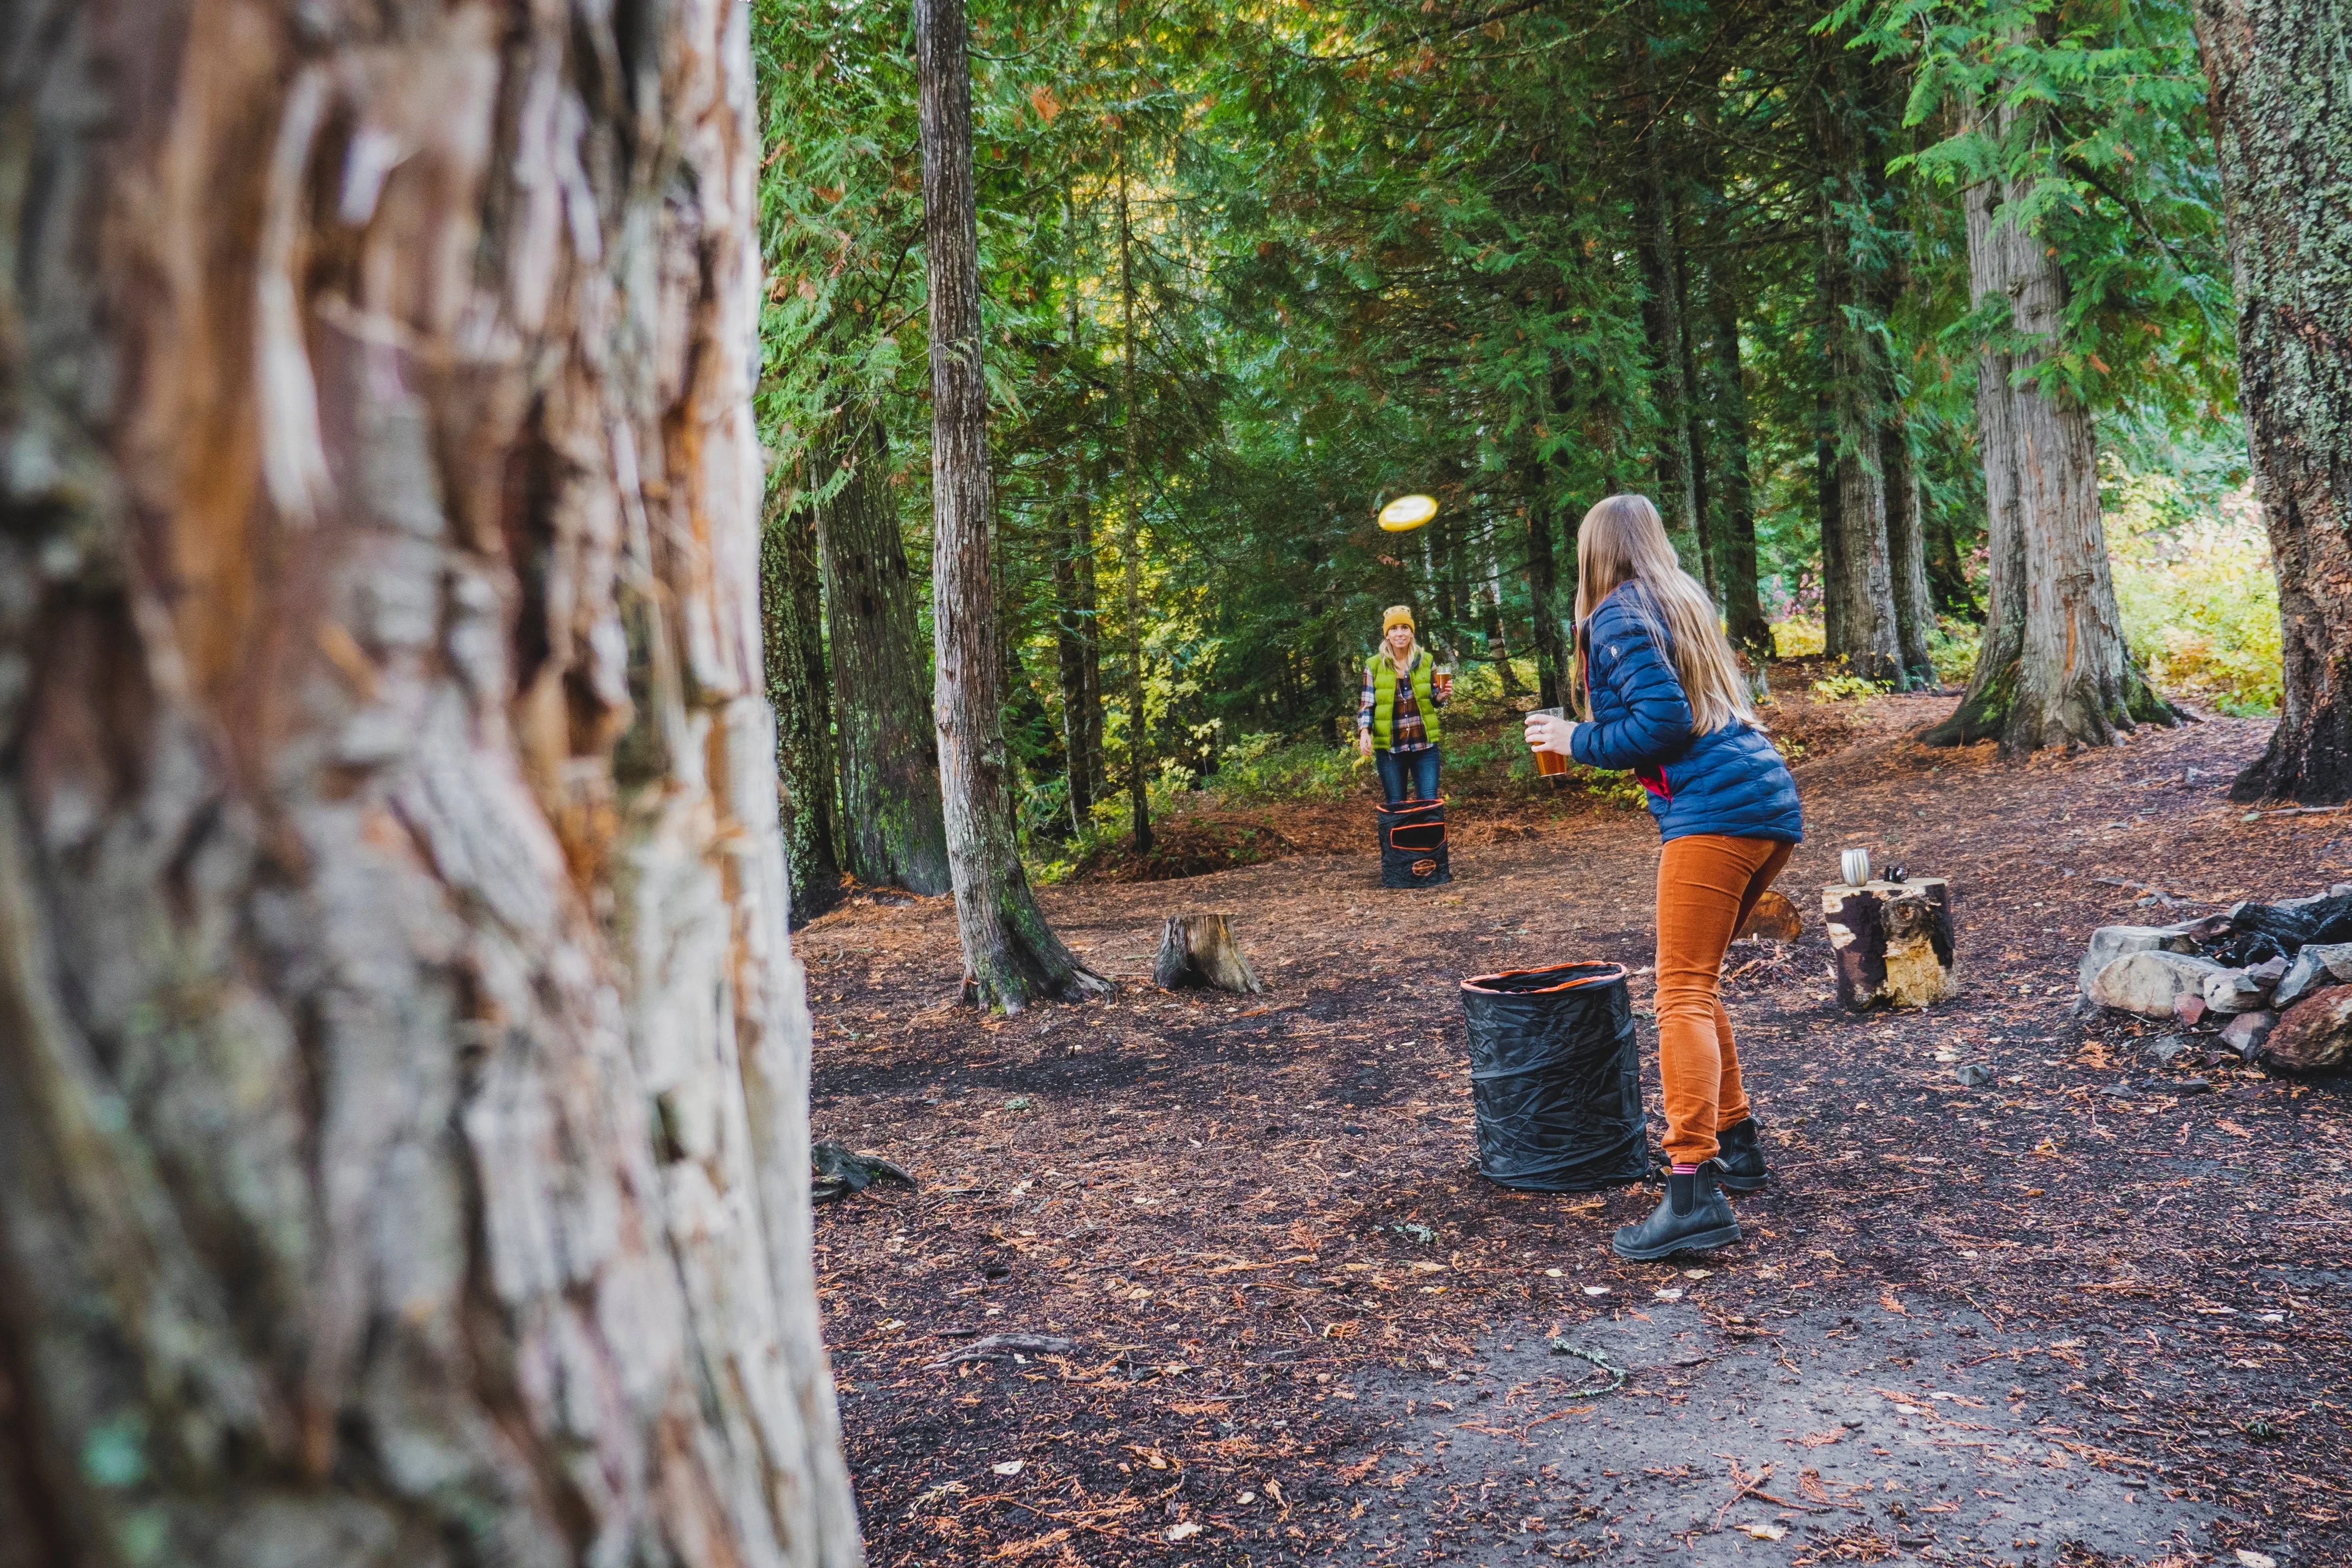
[924,1333,1077,1370]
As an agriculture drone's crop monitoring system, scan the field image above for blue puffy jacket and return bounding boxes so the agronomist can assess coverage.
[1567,585,1804,845]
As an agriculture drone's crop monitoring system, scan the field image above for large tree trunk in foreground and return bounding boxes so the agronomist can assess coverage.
[917,0,1110,1011]
[765,488,846,918]
[2194,0,2352,801]
[0,0,863,1561]
[817,412,952,893]
[1926,97,2175,753]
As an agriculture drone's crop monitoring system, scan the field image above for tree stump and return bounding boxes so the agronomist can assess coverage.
[1154,915,1266,994]
[1735,889,1802,942]
[1823,876,1955,1010]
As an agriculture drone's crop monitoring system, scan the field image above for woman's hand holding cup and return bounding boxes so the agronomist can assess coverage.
[1524,707,1575,776]
[1523,709,1576,755]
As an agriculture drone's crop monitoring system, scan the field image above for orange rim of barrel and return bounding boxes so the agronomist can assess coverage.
[1375,795,1449,816]
[1459,961,1626,997]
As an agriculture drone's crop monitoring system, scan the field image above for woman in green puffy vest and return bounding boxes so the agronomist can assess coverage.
[1356,605,1449,804]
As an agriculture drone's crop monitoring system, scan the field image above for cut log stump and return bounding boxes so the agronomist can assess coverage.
[1735,889,1801,943]
[1154,914,1266,994]
[1823,876,1955,1010]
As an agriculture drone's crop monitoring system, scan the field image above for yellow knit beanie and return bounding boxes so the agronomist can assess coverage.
[1382,605,1415,635]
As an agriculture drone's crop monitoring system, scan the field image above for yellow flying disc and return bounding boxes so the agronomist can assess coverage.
[1378,494,1438,531]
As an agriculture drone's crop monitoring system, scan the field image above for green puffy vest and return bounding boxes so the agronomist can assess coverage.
[1369,650,1440,749]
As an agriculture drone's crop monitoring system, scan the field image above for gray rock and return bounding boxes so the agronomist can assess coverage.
[1954,1063,1994,1087]
[2078,924,2200,1000]
[2274,942,2352,1009]
[2145,1034,2194,1064]
[2220,1010,2277,1060]
[2202,964,2276,1014]
[2090,950,2232,1018]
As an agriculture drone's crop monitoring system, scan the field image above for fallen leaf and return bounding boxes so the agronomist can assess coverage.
[1166,1521,1202,1542]
[1737,1522,1788,1540]
[2235,1552,2277,1568]
[1684,1268,1714,1280]
[992,1460,1024,1476]
[1880,1289,1907,1315]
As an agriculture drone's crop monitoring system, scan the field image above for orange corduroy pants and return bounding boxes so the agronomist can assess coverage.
[1655,834,1794,1168]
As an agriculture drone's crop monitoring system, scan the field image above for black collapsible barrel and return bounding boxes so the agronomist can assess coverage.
[1459,961,1647,1190]
[1376,797,1451,888]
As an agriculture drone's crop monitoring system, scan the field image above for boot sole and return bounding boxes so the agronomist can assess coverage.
[1611,1222,1742,1262]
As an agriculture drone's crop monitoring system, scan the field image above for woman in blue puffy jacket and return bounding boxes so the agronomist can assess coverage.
[1523,493,1804,1262]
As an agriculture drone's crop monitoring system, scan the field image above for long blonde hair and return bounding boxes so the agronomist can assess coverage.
[1572,493,1758,734]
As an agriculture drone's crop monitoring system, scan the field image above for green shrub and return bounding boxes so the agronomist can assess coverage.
[1809,667,1892,703]
[2105,461,2280,716]
[1197,732,1361,803]
[1772,616,1826,658]
[1928,617,1980,688]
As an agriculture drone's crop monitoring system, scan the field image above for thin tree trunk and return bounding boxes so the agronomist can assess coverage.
[816,411,952,893]
[1816,391,1848,653]
[1704,253,1773,673]
[1117,124,1153,855]
[916,0,1111,1010]
[2194,0,2352,801]
[1811,34,1902,685]
[765,484,846,918]
[1884,420,1938,688]
[1674,200,1719,602]
[1522,460,1568,711]
[1625,18,1702,557]
[0,0,862,1559]
[1927,491,1978,617]
[1926,92,2175,753]
[1052,495,1102,830]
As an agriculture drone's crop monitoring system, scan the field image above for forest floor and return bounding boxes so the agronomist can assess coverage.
[800,682,2352,1568]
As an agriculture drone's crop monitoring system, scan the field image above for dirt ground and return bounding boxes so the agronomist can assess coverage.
[799,690,2352,1568]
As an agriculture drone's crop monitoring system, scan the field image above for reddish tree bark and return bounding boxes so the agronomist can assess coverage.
[0,0,862,1560]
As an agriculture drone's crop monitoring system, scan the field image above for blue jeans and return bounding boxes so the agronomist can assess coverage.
[1375,747,1441,805]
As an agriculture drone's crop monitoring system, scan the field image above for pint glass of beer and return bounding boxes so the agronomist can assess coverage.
[1434,663,1455,700]
[1530,706,1569,777]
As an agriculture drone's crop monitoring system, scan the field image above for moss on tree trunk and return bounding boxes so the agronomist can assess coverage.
[2194,0,2352,801]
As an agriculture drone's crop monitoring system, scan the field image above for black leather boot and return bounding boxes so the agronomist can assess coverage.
[1646,1119,1769,1191]
[1612,1161,1741,1261]
[1714,1117,1769,1193]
